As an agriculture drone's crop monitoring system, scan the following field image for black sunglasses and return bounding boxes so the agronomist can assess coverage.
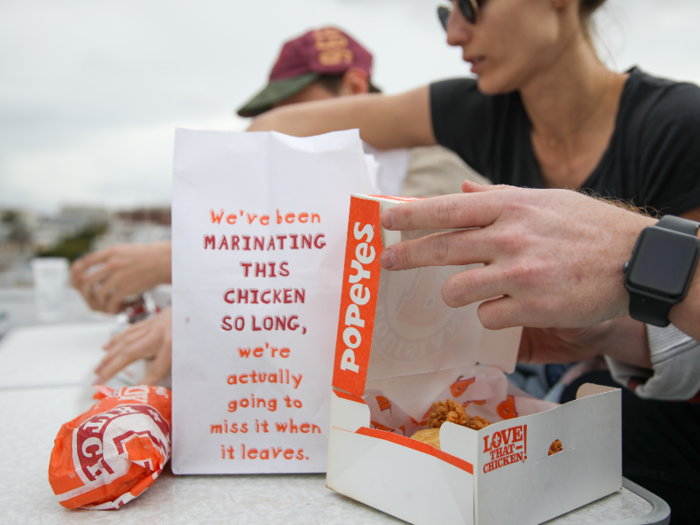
[437,0,481,30]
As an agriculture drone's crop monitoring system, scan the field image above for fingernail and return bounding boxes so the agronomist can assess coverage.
[380,249,396,269]
[381,209,394,229]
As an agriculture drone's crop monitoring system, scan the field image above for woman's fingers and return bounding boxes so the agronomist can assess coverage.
[97,322,151,374]
[96,351,137,384]
[91,278,115,311]
[92,272,130,312]
[70,245,134,312]
[103,322,147,350]
[105,286,129,314]
[97,330,137,370]
[82,286,102,312]
[141,339,172,385]
[95,308,172,385]
[95,343,130,384]
[95,332,155,384]
[78,262,114,291]
[74,261,122,312]
[73,267,104,310]
[71,249,111,283]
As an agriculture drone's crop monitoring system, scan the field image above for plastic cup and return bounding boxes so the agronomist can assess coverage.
[31,257,69,322]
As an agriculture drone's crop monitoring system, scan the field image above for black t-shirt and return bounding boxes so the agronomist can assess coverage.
[430,68,700,216]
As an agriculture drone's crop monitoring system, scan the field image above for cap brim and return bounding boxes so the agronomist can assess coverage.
[237,73,320,117]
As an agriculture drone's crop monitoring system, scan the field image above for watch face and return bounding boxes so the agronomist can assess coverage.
[627,227,700,298]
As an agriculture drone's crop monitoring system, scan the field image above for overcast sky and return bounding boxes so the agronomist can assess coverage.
[2,0,699,213]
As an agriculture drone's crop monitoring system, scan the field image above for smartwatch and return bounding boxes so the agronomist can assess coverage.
[623,215,700,327]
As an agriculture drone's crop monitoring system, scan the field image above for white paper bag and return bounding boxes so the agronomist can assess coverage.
[171,129,374,474]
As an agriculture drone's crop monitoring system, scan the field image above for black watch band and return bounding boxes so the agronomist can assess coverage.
[628,293,673,327]
[627,215,700,327]
[657,215,700,236]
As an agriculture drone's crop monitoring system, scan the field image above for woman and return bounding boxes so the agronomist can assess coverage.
[250,0,700,520]
[251,0,700,220]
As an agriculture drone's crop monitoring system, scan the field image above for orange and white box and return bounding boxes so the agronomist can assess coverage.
[327,194,622,525]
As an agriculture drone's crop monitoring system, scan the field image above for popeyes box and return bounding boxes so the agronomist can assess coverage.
[327,195,622,525]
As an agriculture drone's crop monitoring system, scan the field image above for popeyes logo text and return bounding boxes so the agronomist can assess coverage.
[482,424,527,474]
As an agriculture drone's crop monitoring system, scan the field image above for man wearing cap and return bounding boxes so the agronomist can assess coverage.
[238,27,488,197]
[238,27,382,117]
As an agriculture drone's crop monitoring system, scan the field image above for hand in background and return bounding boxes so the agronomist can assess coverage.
[95,307,172,385]
[71,241,172,313]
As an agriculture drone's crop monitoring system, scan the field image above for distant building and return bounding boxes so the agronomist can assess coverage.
[0,205,170,287]
[90,207,171,251]
[116,207,171,226]
[31,206,109,252]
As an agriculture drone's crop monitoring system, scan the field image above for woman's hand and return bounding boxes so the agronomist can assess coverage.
[95,307,172,385]
[71,241,172,313]
[380,181,656,330]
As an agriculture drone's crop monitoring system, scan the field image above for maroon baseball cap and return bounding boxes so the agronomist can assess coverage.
[237,27,379,117]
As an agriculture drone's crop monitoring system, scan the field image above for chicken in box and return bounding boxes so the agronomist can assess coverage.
[327,194,621,525]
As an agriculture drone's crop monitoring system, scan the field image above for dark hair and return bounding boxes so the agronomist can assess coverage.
[580,0,606,16]
[316,75,345,96]
[579,0,606,38]
[316,74,381,96]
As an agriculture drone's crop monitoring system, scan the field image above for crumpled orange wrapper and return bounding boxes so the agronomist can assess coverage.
[48,385,172,510]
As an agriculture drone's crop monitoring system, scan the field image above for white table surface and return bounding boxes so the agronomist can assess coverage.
[0,288,110,340]
[0,323,115,389]
[0,322,668,525]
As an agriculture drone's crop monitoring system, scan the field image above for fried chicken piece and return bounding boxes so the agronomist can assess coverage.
[466,415,491,431]
[549,439,563,455]
[428,399,467,428]
[427,399,491,431]
[411,400,492,448]
[410,428,441,450]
